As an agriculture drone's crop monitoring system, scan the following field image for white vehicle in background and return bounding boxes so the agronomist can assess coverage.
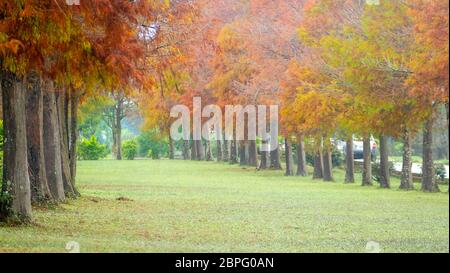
[335,137,378,161]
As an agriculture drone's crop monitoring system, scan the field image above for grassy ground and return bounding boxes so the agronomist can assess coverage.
[0,160,448,253]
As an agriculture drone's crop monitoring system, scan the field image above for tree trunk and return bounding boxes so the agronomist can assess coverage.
[222,139,229,162]
[345,138,355,183]
[259,141,269,170]
[1,73,32,221]
[313,139,323,179]
[25,72,51,203]
[57,90,76,197]
[111,124,117,156]
[400,129,414,190]
[191,140,198,160]
[239,141,248,166]
[421,116,439,192]
[362,136,373,186]
[195,140,204,160]
[270,145,282,170]
[322,143,334,182]
[296,135,308,176]
[230,139,238,164]
[205,141,212,161]
[248,140,258,167]
[284,138,294,176]
[182,140,191,160]
[379,135,390,188]
[115,98,123,160]
[69,92,79,186]
[43,85,65,202]
[168,136,175,160]
[216,140,223,162]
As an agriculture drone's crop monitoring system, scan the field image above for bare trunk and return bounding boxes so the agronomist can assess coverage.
[222,139,229,162]
[379,135,390,188]
[168,136,175,160]
[362,136,373,186]
[239,141,248,166]
[421,116,439,192]
[230,139,238,164]
[115,98,123,160]
[284,138,294,176]
[25,72,51,203]
[296,135,307,176]
[1,72,32,221]
[57,89,76,196]
[182,140,191,160]
[216,140,223,162]
[248,140,258,167]
[400,129,414,190]
[191,140,198,160]
[322,140,334,182]
[270,145,282,170]
[195,140,204,161]
[43,84,65,202]
[69,92,79,186]
[205,141,212,161]
[313,139,323,179]
[345,138,355,183]
[111,125,117,156]
[259,141,269,170]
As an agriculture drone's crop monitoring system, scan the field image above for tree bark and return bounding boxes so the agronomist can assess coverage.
[57,90,76,197]
[322,142,334,182]
[284,138,294,176]
[43,85,65,202]
[25,72,51,203]
[421,116,440,192]
[362,136,373,186]
[379,135,390,188]
[230,139,238,164]
[239,141,248,166]
[69,92,79,186]
[259,141,269,170]
[270,145,282,170]
[399,129,414,190]
[191,140,198,160]
[248,140,258,167]
[1,72,32,221]
[345,138,355,183]
[216,140,223,162]
[296,135,308,176]
[313,139,323,179]
[168,136,175,160]
[195,140,204,160]
[205,140,212,161]
[115,97,123,160]
[222,139,229,162]
[182,140,191,160]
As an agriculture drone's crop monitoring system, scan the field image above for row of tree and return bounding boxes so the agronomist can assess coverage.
[137,0,448,192]
[0,0,189,222]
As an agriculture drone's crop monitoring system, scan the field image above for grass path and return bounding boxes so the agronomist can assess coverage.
[0,160,448,253]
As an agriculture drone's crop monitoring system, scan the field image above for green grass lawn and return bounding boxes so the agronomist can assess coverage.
[0,160,448,253]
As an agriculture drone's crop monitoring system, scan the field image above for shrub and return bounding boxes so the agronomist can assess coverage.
[136,130,169,159]
[435,164,447,181]
[332,149,344,168]
[122,140,138,160]
[372,161,395,184]
[305,148,343,168]
[78,135,108,160]
[0,192,12,221]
